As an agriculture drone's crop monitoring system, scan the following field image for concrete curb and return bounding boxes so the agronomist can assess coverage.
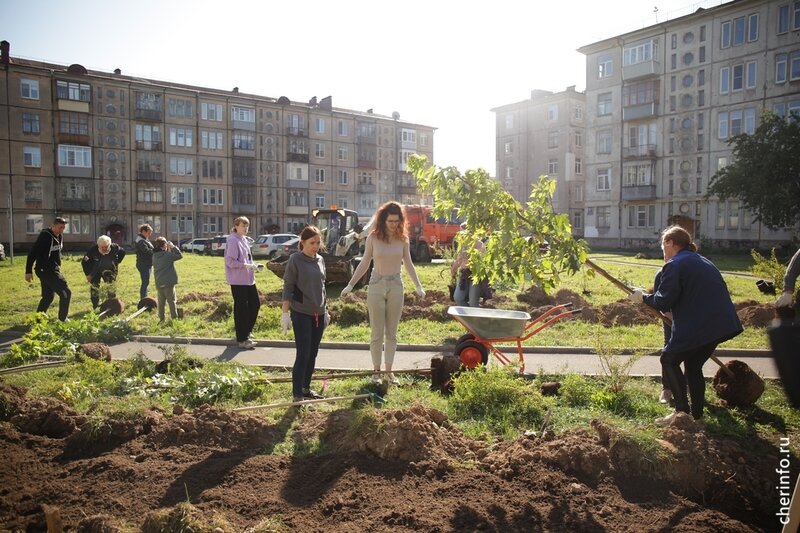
[128,335,772,358]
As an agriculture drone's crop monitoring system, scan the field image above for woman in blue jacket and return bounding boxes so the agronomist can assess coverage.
[629,226,742,423]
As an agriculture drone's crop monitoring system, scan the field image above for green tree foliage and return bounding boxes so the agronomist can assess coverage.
[408,155,588,290]
[707,111,800,230]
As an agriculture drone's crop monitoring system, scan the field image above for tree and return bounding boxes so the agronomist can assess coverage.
[408,155,588,291]
[707,110,800,230]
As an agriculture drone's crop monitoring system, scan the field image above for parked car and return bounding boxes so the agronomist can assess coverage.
[251,233,297,258]
[209,235,227,256]
[181,238,211,253]
[274,237,299,258]
[0,242,5,261]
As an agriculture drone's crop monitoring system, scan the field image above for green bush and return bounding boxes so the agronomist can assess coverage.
[559,374,597,407]
[750,248,786,292]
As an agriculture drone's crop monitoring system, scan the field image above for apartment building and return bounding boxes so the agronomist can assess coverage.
[576,0,798,249]
[0,41,435,249]
[492,87,586,237]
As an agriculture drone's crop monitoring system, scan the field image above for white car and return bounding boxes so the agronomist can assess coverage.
[251,234,296,258]
[181,238,211,253]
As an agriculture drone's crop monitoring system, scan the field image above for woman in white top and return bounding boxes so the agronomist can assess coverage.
[341,202,425,384]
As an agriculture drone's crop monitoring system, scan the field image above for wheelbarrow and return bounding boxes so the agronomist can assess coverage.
[448,303,582,372]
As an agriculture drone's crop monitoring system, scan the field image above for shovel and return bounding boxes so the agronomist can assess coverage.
[585,259,735,378]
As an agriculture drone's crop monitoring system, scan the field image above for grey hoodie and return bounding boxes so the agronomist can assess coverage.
[282,252,326,316]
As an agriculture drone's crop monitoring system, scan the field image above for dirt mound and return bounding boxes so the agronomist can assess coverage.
[177,291,227,304]
[598,299,656,326]
[712,360,766,407]
[736,303,775,328]
[77,342,112,362]
[516,285,553,307]
[552,289,598,322]
[208,300,233,322]
[1,384,84,438]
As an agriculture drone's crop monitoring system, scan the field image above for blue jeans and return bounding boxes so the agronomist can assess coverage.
[291,310,326,397]
[138,265,151,300]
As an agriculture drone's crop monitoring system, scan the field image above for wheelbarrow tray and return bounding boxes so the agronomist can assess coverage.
[447,306,531,340]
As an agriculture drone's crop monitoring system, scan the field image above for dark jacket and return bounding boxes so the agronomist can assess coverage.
[153,247,182,287]
[25,229,63,274]
[135,234,154,269]
[82,244,126,281]
[644,249,742,354]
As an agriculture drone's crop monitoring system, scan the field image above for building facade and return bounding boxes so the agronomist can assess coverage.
[492,87,586,237]
[0,42,435,249]
[577,0,798,249]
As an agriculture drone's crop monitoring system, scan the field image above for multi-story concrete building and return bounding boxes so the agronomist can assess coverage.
[577,0,797,249]
[0,41,435,249]
[492,86,586,237]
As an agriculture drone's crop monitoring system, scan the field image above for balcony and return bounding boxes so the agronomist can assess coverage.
[58,132,90,146]
[357,182,376,193]
[358,159,377,169]
[136,171,163,181]
[60,197,92,210]
[233,175,257,185]
[623,144,657,159]
[136,200,164,212]
[397,183,417,195]
[622,102,658,121]
[357,134,377,145]
[621,184,657,201]
[286,126,308,137]
[287,152,309,163]
[233,203,257,214]
[135,141,163,151]
[622,59,661,80]
[135,108,163,121]
[285,205,309,216]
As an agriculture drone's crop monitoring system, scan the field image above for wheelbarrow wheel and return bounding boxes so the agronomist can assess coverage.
[455,340,488,369]
[455,333,476,348]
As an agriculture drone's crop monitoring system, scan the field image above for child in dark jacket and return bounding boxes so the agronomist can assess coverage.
[152,237,183,321]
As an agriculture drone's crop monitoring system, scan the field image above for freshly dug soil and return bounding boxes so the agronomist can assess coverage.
[0,383,789,532]
[713,360,767,408]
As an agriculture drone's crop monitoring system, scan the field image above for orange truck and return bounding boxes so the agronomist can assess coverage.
[403,205,463,262]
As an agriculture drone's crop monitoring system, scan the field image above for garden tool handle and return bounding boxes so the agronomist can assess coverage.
[584,259,733,376]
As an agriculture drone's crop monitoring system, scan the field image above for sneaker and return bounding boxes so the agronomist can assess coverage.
[655,411,680,426]
[659,389,673,405]
[371,373,383,384]
[303,389,324,400]
[292,396,304,403]
[238,340,256,350]
[387,373,400,385]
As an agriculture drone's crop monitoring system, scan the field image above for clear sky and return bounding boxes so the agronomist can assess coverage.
[2,0,722,173]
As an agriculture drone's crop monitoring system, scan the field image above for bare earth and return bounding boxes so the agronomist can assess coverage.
[0,383,785,532]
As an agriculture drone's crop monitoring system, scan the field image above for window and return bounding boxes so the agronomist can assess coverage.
[315,194,326,208]
[597,168,611,191]
[597,129,612,154]
[315,168,325,183]
[25,180,43,202]
[720,66,730,93]
[504,141,513,154]
[168,98,193,118]
[338,146,348,161]
[338,170,348,185]
[169,127,193,147]
[316,118,326,133]
[776,53,788,83]
[202,216,223,234]
[23,146,41,167]
[170,186,193,205]
[505,114,514,129]
[338,120,348,136]
[26,214,44,234]
[170,216,193,234]
[728,200,740,229]
[56,80,91,102]
[597,93,612,116]
[623,40,657,66]
[201,102,223,121]
[575,158,583,175]
[733,16,746,46]
[58,145,91,167]
[548,159,558,175]
[231,106,255,123]
[547,105,558,121]
[288,190,308,207]
[202,188,223,206]
[624,163,654,186]
[575,131,582,148]
[59,112,89,135]
[401,129,417,142]
[62,214,90,235]
[232,131,254,150]
[338,197,349,209]
[721,20,731,48]
[791,51,800,81]
[574,183,584,202]
[748,13,759,42]
[596,206,611,228]
[628,205,656,228]
[202,159,224,178]
[699,46,706,63]
[574,104,583,120]
[547,131,559,148]
[201,130,224,150]
[719,108,756,138]
[622,80,658,107]
[732,64,744,91]
[572,210,583,230]
[22,113,40,134]
[717,156,728,171]
[169,157,194,176]
[62,181,90,201]
[420,134,428,147]
[136,124,161,150]
[746,61,757,88]
[315,143,325,158]
[21,79,39,100]
[505,166,514,179]
[598,55,613,78]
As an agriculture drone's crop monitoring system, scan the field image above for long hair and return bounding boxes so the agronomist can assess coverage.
[298,225,322,251]
[661,225,697,252]
[370,201,407,243]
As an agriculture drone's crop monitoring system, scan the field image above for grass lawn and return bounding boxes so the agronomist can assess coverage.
[0,249,776,349]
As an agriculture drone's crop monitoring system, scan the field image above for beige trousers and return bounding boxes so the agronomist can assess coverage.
[366,273,404,369]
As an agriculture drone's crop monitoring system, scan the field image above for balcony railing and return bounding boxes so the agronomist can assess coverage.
[397,184,417,195]
[357,182,376,193]
[621,184,657,200]
[358,159,377,169]
[136,170,163,181]
[623,144,657,159]
[233,175,257,185]
[136,200,163,212]
[357,134,378,145]
[61,198,92,210]
[135,108,163,121]
[286,126,308,137]
[622,59,661,80]
[287,152,309,163]
[233,203,256,213]
[135,141,163,151]
[622,102,658,121]
[58,132,90,145]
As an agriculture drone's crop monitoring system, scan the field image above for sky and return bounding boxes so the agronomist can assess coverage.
[2,0,722,173]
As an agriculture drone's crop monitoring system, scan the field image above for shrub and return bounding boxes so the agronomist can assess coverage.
[750,248,786,292]
[559,374,597,407]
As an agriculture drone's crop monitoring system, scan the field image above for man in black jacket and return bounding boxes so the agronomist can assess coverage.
[82,235,126,309]
[135,224,154,300]
[25,217,71,321]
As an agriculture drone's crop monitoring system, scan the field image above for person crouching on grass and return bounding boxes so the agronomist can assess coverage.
[152,237,182,322]
[281,225,329,403]
[82,235,126,309]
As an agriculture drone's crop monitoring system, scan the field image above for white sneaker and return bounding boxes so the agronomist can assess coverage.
[238,339,256,350]
[659,389,673,404]
[371,373,383,384]
[655,411,680,426]
[387,373,400,385]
